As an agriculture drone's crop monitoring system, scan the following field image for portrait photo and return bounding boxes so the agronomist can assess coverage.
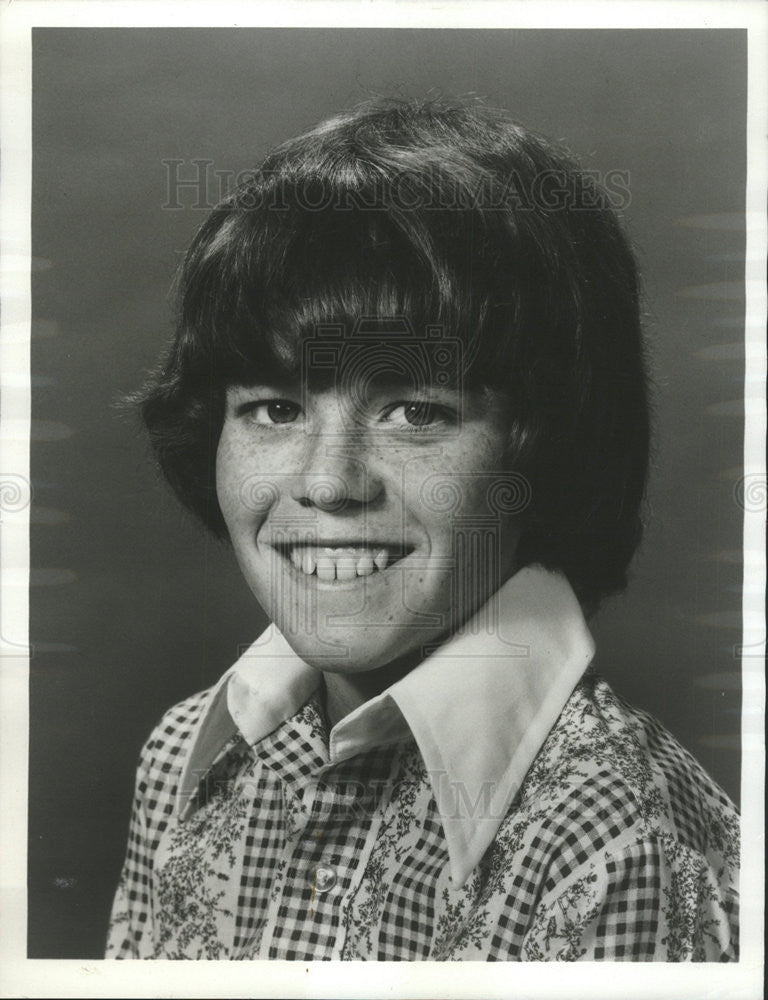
[0,3,764,998]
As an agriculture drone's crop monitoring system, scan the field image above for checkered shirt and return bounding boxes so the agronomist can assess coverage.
[106,670,739,961]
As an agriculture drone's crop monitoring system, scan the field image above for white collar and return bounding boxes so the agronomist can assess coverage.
[176,565,595,887]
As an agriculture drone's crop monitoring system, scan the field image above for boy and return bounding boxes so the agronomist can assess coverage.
[107,99,739,960]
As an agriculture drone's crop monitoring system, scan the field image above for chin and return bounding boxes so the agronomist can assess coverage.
[278,624,428,677]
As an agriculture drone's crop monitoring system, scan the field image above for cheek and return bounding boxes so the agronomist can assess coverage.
[407,434,520,565]
[215,432,268,531]
[214,434,241,523]
[404,435,510,515]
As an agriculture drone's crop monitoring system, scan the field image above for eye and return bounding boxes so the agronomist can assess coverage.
[236,399,301,425]
[383,401,453,431]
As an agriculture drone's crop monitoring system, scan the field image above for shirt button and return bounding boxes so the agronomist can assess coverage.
[313,863,337,894]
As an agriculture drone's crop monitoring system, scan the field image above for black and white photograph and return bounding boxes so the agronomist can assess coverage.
[0,2,765,997]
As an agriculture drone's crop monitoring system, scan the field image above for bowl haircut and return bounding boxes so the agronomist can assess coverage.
[141,98,650,615]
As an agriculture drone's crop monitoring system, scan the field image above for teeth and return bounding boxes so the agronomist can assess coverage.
[302,551,316,576]
[283,545,404,579]
[356,553,374,577]
[316,554,335,582]
[336,554,357,582]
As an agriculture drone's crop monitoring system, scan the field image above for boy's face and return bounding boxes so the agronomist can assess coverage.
[216,368,524,676]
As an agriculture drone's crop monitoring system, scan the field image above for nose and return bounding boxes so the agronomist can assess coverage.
[288,427,383,512]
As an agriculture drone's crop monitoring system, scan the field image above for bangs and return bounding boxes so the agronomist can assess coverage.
[176,172,547,393]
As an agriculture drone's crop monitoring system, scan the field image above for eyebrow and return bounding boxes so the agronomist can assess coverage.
[229,375,471,396]
[227,377,303,394]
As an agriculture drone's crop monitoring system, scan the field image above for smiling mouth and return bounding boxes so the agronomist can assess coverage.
[272,543,414,582]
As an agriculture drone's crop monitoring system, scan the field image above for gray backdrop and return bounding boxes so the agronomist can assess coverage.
[29,28,746,957]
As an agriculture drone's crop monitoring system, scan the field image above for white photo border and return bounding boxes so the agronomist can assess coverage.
[1,2,765,998]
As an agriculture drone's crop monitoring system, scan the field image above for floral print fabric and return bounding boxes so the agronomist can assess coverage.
[107,671,738,961]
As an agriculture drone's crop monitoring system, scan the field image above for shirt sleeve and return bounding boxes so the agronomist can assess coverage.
[104,744,155,959]
[521,834,739,962]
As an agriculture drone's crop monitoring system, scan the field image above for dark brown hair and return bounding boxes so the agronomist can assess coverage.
[140,98,650,612]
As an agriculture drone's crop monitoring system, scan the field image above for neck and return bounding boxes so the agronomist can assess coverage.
[320,562,524,727]
[322,647,425,728]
